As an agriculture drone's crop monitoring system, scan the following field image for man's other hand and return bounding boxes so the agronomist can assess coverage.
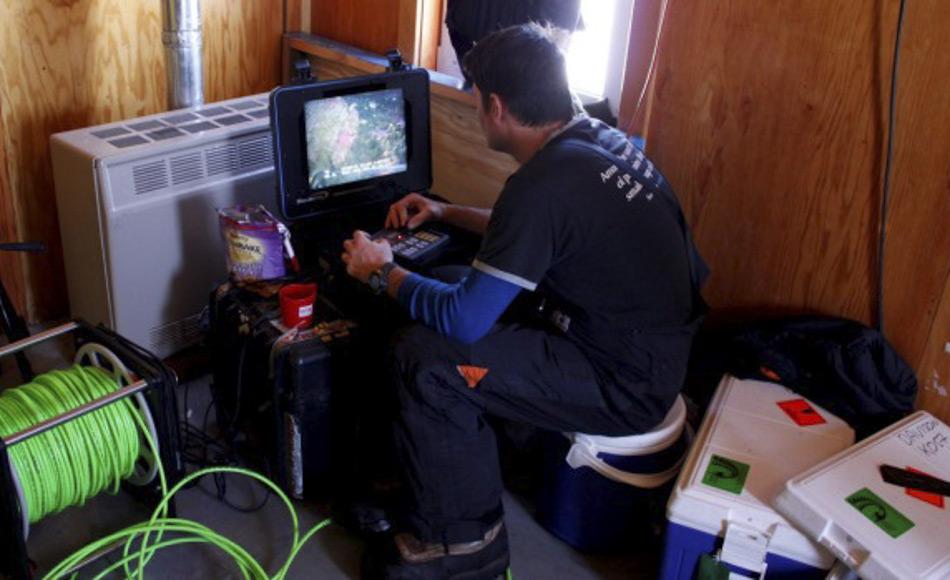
[341,231,394,284]
[385,193,445,230]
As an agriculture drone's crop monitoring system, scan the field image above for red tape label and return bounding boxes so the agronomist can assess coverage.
[777,399,827,426]
[905,466,945,509]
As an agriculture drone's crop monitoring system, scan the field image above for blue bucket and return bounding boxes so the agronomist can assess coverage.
[536,396,690,552]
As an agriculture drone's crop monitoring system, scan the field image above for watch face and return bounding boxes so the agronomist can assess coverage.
[368,273,381,292]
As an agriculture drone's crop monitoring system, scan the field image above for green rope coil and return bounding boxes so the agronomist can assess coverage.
[0,360,333,578]
[0,365,141,523]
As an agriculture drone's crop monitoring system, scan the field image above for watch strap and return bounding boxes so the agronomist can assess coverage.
[373,262,397,294]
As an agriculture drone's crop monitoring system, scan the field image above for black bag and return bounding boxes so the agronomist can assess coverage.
[729,316,917,439]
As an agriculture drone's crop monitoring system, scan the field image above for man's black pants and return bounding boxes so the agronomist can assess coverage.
[391,322,644,545]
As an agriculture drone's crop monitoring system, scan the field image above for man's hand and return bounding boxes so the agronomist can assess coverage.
[341,231,394,284]
[385,193,445,230]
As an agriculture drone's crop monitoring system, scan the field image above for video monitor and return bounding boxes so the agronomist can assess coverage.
[305,88,408,190]
[270,69,431,221]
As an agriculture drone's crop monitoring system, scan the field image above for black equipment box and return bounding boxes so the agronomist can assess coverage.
[208,281,359,499]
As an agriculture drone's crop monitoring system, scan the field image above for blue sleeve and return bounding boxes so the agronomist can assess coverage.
[396,269,522,344]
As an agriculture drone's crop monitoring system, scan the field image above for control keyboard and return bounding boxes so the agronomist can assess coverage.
[373,227,450,262]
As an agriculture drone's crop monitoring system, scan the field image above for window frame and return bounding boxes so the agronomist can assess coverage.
[430,0,637,119]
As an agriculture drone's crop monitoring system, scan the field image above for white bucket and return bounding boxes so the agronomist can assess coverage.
[537,395,692,551]
[565,395,689,489]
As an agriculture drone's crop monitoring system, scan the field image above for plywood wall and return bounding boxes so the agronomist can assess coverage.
[916,280,950,422]
[641,1,950,421]
[877,0,950,421]
[618,0,665,132]
[428,90,518,208]
[311,0,401,56]
[0,100,27,322]
[305,0,440,67]
[204,1,284,102]
[0,0,283,321]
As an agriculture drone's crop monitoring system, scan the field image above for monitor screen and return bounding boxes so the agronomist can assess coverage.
[304,88,408,190]
[270,68,431,221]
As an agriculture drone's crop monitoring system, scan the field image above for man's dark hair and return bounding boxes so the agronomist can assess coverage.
[461,23,575,127]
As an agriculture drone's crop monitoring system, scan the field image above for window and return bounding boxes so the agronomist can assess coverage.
[434,0,634,116]
[566,0,634,116]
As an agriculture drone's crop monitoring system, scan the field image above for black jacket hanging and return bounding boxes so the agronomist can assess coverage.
[446,0,583,74]
[729,316,918,439]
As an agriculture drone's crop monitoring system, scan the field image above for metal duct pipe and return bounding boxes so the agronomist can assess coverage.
[162,0,204,109]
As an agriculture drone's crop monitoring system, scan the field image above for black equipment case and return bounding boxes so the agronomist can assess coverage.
[208,281,360,499]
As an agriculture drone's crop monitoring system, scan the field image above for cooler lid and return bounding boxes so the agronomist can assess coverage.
[668,375,855,566]
[775,411,950,580]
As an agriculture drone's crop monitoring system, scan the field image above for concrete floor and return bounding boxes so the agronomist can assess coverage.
[3,326,659,579]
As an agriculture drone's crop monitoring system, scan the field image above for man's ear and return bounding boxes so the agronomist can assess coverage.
[488,93,505,122]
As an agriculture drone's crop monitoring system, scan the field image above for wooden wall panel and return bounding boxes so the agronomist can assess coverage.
[0,0,283,321]
[397,0,422,65]
[311,0,401,57]
[416,0,443,70]
[639,1,950,412]
[394,0,442,69]
[647,2,883,320]
[916,277,950,424]
[0,99,28,323]
[204,0,284,102]
[618,0,664,132]
[429,95,517,208]
[878,0,950,381]
[0,0,166,321]
[286,0,311,33]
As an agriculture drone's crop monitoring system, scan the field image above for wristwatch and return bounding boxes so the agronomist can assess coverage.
[368,262,397,295]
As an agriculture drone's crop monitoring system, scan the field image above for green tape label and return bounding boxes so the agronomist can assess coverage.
[846,488,915,539]
[702,455,750,495]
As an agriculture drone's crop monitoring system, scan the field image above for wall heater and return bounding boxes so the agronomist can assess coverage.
[51,94,277,358]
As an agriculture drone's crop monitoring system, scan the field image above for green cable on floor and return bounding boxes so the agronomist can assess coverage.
[0,363,332,579]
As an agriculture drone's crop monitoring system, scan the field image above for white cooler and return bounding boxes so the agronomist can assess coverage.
[660,375,855,578]
[776,411,950,580]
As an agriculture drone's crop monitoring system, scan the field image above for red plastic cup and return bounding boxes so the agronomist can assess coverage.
[279,283,317,328]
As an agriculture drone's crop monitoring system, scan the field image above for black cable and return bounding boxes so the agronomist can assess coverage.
[178,403,273,513]
[225,339,248,439]
[877,0,908,333]
[181,376,192,458]
[176,355,272,513]
[174,293,290,514]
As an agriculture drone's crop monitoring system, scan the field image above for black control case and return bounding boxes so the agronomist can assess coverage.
[208,282,359,499]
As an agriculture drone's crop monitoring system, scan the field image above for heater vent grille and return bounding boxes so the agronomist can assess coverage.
[205,144,241,176]
[239,135,273,170]
[170,152,205,185]
[132,160,169,195]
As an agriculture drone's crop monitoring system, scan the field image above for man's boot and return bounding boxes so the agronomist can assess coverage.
[362,520,509,580]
